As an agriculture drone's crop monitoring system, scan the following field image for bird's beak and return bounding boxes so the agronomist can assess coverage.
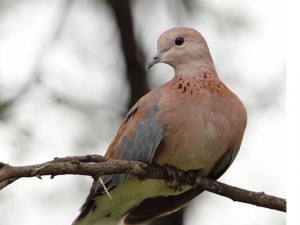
[146,51,165,70]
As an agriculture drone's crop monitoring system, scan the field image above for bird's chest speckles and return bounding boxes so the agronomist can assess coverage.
[171,72,228,97]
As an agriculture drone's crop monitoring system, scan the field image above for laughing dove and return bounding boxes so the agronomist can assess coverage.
[73,27,247,225]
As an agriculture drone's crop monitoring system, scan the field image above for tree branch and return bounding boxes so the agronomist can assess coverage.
[108,0,149,109]
[0,155,286,212]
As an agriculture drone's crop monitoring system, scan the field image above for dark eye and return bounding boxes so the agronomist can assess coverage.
[175,36,184,46]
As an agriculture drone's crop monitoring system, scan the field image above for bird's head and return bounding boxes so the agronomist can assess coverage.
[146,27,216,74]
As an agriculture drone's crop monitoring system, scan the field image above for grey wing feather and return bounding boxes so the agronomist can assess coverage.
[112,104,164,185]
[88,99,164,197]
[208,148,238,179]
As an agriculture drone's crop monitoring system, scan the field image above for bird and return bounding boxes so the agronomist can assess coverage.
[72,27,247,225]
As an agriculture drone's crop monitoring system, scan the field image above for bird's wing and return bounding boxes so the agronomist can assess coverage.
[75,90,164,221]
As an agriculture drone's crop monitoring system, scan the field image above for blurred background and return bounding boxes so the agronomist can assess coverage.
[0,0,285,225]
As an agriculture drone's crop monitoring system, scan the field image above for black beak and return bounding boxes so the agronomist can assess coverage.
[145,51,165,70]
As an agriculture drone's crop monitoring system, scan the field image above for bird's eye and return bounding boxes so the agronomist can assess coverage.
[175,36,184,46]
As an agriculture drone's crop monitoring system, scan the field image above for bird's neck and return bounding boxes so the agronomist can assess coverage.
[174,62,217,79]
[168,65,229,98]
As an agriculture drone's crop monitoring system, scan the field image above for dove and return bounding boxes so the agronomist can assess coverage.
[73,27,247,225]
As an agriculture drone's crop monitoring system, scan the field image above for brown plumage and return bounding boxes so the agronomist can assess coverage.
[73,27,247,225]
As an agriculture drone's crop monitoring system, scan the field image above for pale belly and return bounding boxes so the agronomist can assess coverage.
[82,178,191,225]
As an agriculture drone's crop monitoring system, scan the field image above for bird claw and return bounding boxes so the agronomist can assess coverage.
[164,165,184,192]
[186,170,203,189]
[193,170,203,190]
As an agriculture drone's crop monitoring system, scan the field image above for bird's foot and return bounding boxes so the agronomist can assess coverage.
[188,170,203,190]
[164,165,184,192]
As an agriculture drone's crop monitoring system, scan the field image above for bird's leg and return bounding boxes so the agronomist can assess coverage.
[163,165,184,192]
